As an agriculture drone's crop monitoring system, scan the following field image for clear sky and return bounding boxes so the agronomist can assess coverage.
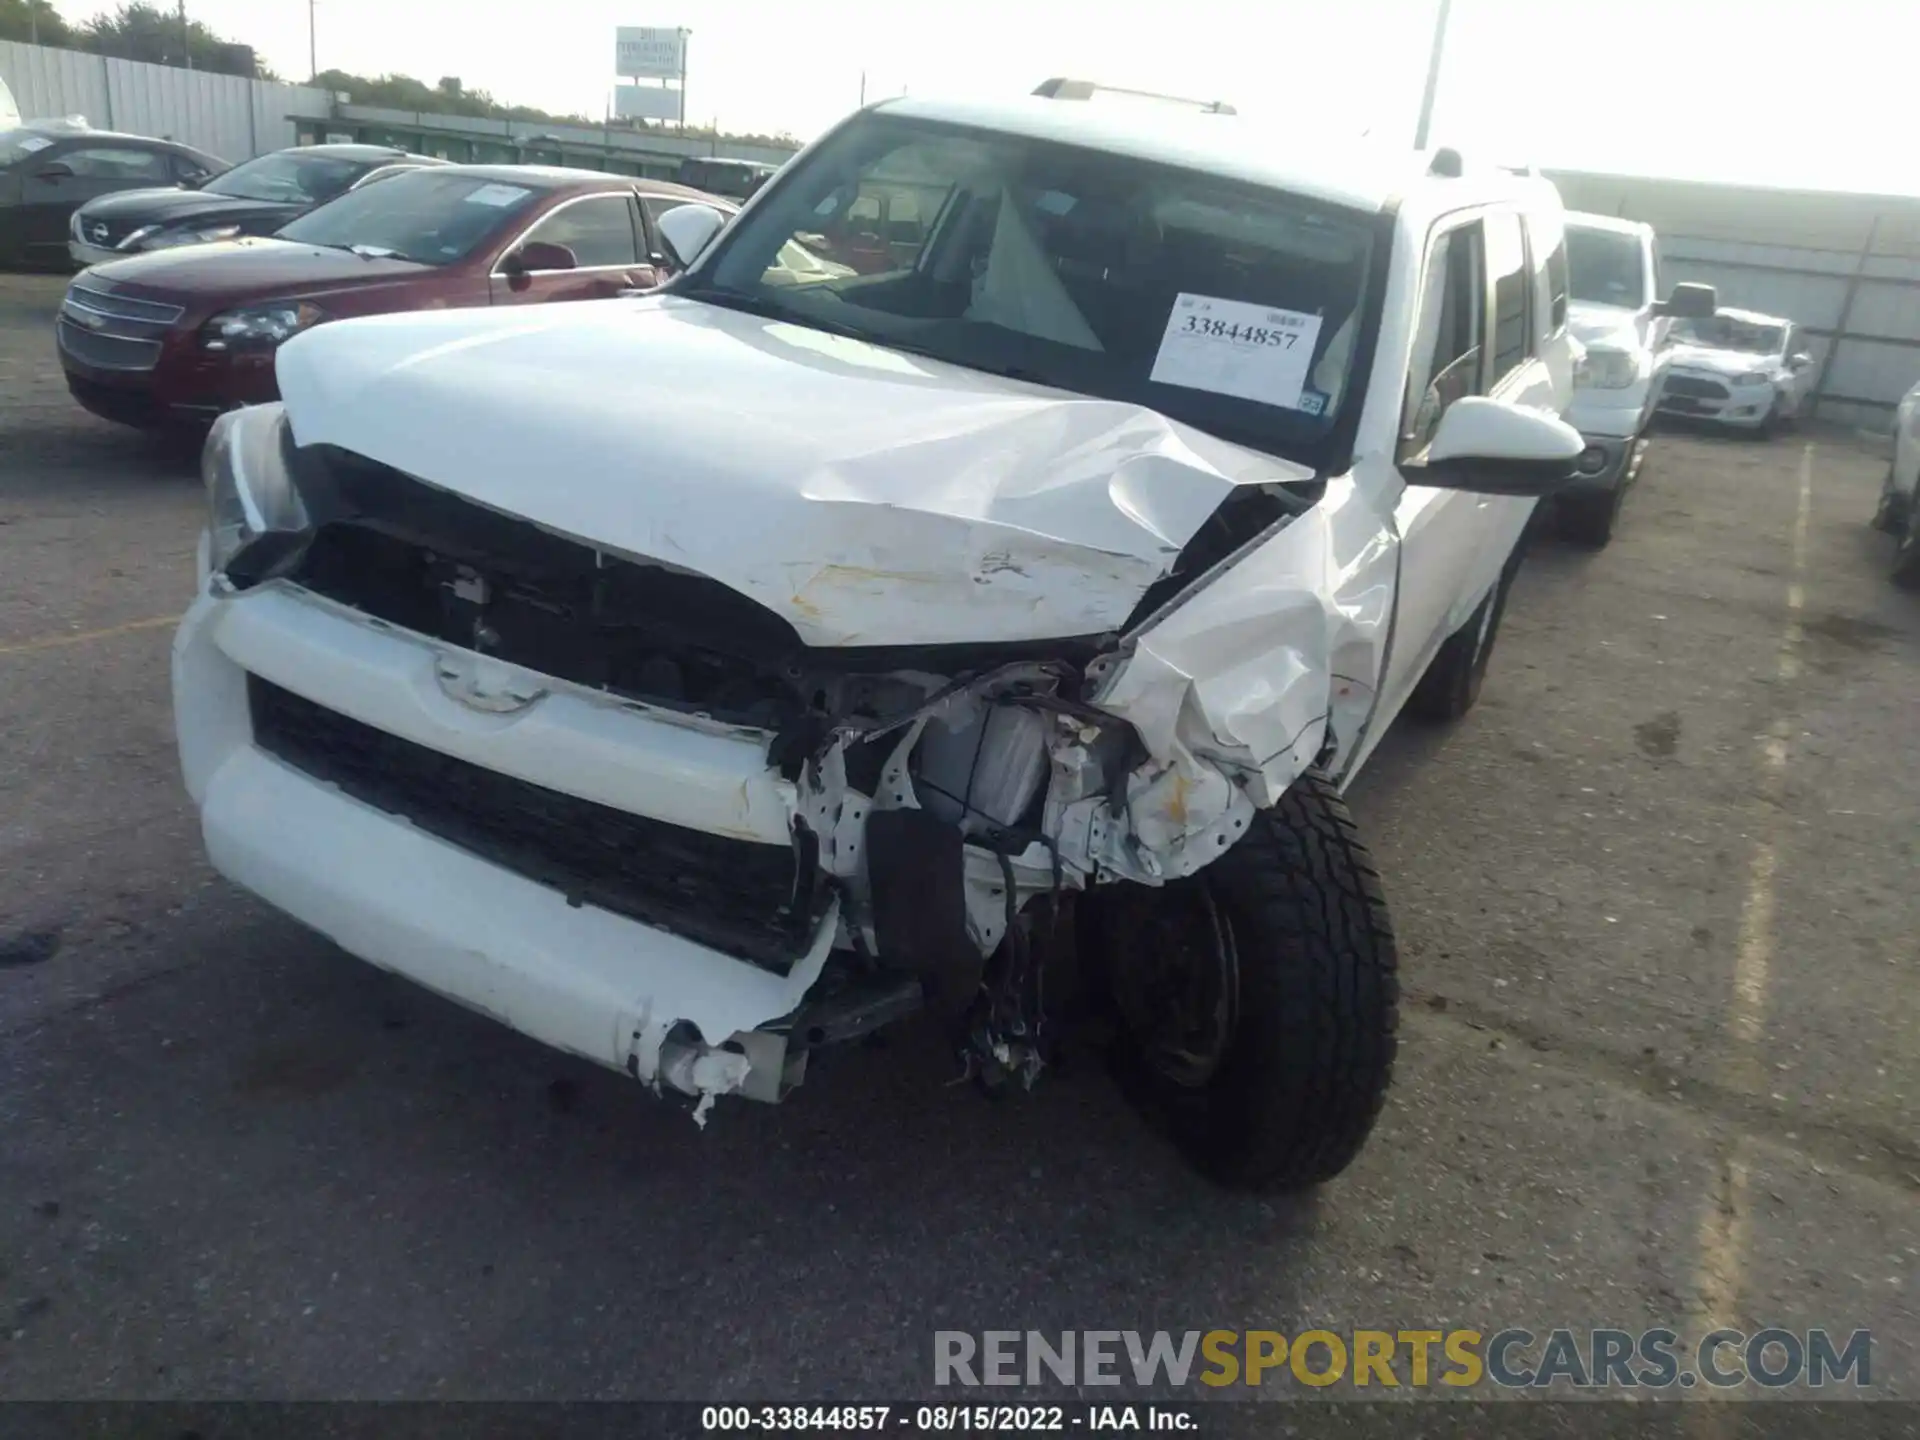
[50,0,1917,193]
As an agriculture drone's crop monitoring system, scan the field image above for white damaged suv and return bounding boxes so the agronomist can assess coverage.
[175,96,1583,1190]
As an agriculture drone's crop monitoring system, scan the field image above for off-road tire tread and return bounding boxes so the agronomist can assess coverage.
[1160,772,1400,1191]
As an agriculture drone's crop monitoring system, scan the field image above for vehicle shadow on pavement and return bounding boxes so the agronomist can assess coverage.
[1,889,1338,1397]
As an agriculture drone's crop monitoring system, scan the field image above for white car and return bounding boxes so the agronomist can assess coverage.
[1556,211,1717,546]
[173,96,1583,1191]
[1873,376,1920,588]
[1657,307,1816,436]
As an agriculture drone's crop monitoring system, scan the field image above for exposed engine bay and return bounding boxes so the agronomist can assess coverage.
[227,443,1316,1098]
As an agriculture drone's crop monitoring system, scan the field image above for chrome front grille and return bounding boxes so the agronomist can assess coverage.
[57,281,183,373]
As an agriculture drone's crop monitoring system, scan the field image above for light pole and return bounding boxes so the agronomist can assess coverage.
[677,27,689,131]
[1412,0,1452,149]
[309,0,318,81]
[180,0,193,70]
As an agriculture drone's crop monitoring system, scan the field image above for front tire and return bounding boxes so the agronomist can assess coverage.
[1405,554,1520,722]
[1892,502,1920,591]
[1098,773,1400,1192]
[1871,465,1906,535]
[1556,485,1622,549]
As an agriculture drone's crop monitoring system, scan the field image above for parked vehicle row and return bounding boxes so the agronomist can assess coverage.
[66,143,446,266]
[57,165,729,430]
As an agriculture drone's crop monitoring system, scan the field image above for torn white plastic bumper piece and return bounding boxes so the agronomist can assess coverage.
[172,584,836,1105]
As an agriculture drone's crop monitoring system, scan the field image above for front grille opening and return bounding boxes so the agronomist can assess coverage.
[248,676,829,973]
[287,450,815,730]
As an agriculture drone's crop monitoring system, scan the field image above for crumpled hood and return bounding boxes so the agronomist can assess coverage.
[1668,344,1775,378]
[274,295,1313,648]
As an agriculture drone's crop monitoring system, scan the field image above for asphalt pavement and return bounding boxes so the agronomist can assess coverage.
[1,272,1915,1404]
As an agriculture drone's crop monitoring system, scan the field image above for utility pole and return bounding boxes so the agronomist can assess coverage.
[180,0,193,70]
[309,0,318,81]
[677,28,689,131]
[28,0,38,44]
[1412,0,1452,149]
[859,71,866,106]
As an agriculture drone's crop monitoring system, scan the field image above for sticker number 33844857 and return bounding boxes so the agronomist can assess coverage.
[1149,293,1323,410]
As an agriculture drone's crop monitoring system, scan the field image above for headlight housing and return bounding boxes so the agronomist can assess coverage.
[1733,371,1772,387]
[128,223,243,251]
[200,301,326,353]
[202,403,310,582]
[1575,346,1638,390]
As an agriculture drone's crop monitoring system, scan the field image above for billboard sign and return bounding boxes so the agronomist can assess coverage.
[614,84,682,121]
[616,26,684,79]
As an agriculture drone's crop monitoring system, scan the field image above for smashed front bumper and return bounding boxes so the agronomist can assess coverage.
[173,583,839,1113]
[176,407,1388,1115]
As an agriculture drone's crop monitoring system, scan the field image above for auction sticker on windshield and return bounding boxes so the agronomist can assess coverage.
[463,184,531,207]
[1150,294,1323,410]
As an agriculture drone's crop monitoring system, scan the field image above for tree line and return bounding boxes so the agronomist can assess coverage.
[2,3,797,147]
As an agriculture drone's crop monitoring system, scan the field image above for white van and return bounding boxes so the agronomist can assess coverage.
[1557,211,1715,546]
[0,74,23,132]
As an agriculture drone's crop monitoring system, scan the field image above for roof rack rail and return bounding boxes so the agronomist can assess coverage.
[1032,78,1237,115]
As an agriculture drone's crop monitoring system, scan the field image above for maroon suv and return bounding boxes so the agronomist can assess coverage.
[58,164,728,430]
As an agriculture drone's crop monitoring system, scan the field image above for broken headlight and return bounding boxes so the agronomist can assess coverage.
[202,402,309,581]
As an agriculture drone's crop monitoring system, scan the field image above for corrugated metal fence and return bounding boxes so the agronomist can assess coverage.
[1550,170,1920,432]
[0,39,330,164]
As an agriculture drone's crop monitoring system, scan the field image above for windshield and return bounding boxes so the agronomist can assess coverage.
[1566,227,1646,308]
[687,113,1377,464]
[206,151,368,204]
[1672,315,1784,354]
[277,171,541,265]
[0,128,59,168]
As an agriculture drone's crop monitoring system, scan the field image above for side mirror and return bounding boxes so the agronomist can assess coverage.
[510,240,577,273]
[1789,352,1813,371]
[654,202,727,269]
[1651,281,1716,320]
[34,161,75,181]
[1418,397,1584,497]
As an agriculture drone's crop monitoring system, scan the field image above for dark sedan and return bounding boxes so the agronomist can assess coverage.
[69,144,445,268]
[1,120,227,269]
[58,164,728,432]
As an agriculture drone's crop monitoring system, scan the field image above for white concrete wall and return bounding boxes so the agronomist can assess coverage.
[0,39,331,163]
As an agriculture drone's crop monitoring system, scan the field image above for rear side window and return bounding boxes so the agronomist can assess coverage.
[61,146,173,182]
[516,195,640,268]
[1486,211,1531,384]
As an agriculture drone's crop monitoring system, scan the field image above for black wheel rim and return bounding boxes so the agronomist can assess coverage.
[1109,882,1241,1088]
